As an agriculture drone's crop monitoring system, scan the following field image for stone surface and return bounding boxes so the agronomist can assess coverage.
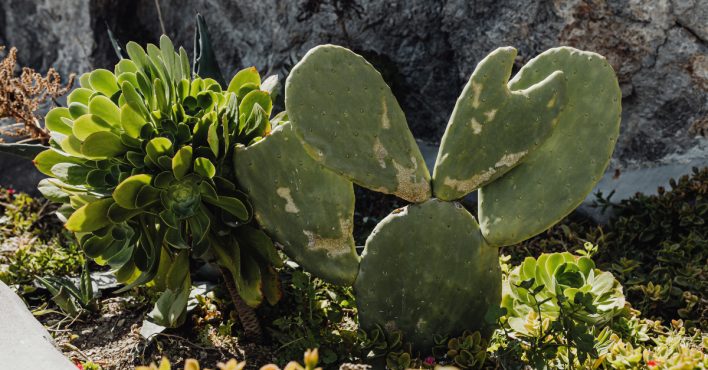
[0,0,705,191]
[578,157,708,223]
[0,281,76,369]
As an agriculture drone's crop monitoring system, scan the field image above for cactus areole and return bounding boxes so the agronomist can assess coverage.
[237,44,621,351]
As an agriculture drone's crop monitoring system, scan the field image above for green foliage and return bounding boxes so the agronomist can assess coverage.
[500,251,625,367]
[508,167,708,331]
[0,236,83,287]
[494,250,707,369]
[440,331,488,369]
[0,187,83,287]
[36,260,96,316]
[595,167,707,331]
[266,267,359,366]
[34,29,282,328]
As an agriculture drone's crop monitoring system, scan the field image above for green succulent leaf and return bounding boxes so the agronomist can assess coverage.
[37,178,70,203]
[113,174,152,209]
[227,67,261,97]
[172,146,193,179]
[120,103,147,138]
[88,95,122,127]
[50,163,90,185]
[68,88,93,106]
[45,108,74,135]
[33,149,86,177]
[65,198,115,232]
[146,137,174,165]
[204,195,248,221]
[236,225,282,267]
[194,157,216,178]
[238,90,272,128]
[89,69,120,97]
[68,102,89,119]
[72,114,114,141]
[81,131,127,159]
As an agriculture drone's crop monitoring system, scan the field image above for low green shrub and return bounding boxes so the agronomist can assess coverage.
[0,187,83,288]
[494,250,707,369]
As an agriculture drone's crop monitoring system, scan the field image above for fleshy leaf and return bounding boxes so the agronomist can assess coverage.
[65,198,114,232]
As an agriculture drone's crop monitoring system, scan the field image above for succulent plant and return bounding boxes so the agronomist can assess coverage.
[502,252,626,336]
[235,44,621,351]
[23,22,282,337]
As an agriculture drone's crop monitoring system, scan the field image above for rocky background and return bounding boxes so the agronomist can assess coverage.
[1,0,706,195]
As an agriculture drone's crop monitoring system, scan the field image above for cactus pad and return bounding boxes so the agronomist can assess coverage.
[234,123,360,285]
[285,45,431,203]
[479,47,621,246]
[432,47,566,200]
[354,199,501,350]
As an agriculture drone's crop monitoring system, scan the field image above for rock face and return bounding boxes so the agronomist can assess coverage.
[0,0,706,189]
[0,281,76,369]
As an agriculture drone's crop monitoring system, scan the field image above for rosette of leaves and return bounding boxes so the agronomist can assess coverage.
[442,331,487,369]
[502,252,625,333]
[24,29,282,338]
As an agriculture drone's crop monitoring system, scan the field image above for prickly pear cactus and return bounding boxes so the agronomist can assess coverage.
[234,122,360,285]
[240,44,620,351]
[285,45,431,203]
[354,199,500,349]
[432,47,566,201]
[478,48,621,246]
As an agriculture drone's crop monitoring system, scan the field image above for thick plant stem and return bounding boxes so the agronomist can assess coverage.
[220,267,263,342]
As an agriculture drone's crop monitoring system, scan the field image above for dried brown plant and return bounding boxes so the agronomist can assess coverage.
[0,46,75,143]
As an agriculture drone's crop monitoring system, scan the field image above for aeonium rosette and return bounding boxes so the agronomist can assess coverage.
[34,35,284,327]
[502,251,626,337]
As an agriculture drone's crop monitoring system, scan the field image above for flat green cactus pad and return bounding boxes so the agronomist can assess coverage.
[479,47,621,246]
[285,45,431,203]
[432,47,566,200]
[234,123,360,285]
[354,199,501,350]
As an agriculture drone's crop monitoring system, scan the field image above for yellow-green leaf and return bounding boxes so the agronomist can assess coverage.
[67,88,94,106]
[113,174,152,209]
[89,69,119,96]
[65,198,114,232]
[120,103,146,137]
[88,95,122,127]
[146,137,173,164]
[81,131,127,159]
[45,107,73,135]
[33,149,86,177]
[238,90,272,128]
[227,67,261,96]
[194,157,215,178]
[172,146,193,179]
[72,114,113,141]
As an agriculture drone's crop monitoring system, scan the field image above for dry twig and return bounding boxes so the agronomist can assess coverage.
[0,46,75,143]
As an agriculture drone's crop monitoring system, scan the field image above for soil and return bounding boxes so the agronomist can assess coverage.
[37,293,274,370]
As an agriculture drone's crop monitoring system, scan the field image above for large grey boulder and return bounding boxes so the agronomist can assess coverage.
[0,0,705,195]
[0,281,76,369]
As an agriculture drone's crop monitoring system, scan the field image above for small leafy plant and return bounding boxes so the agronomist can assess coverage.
[36,260,96,316]
[500,251,625,367]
